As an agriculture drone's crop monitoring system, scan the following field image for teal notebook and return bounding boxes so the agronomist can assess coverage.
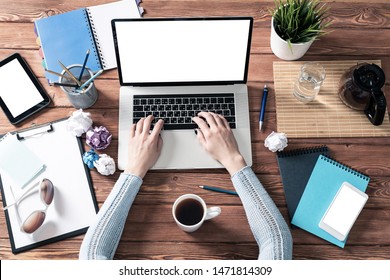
[291,154,370,248]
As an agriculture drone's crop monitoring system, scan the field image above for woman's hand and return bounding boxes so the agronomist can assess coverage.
[192,112,246,175]
[124,115,164,178]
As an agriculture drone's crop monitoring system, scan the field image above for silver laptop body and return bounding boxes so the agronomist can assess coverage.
[112,17,253,170]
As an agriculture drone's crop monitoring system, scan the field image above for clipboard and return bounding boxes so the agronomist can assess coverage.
[0,118,98,254]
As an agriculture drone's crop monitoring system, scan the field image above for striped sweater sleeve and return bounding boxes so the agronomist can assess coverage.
[79,173,142,260]
[231,166,293,260]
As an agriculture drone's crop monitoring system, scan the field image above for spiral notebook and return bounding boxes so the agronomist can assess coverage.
[276,146,329,220]
[291,154,370,248]
[34,0,141,83]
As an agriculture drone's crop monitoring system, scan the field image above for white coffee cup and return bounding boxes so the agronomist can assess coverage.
[172,194,221,232]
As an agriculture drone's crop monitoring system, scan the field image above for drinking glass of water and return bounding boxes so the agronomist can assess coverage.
[293,62,326,103]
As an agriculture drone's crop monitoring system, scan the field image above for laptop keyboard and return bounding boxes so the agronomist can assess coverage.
[133,93,236,130]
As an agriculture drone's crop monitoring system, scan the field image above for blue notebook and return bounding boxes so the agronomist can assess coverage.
[34,0,141,82]
[291,154,370,248]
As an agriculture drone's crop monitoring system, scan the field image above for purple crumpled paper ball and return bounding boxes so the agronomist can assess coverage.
[86,126,112,150]
[83,149,99,169]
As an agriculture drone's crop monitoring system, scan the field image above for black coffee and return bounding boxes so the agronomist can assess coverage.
[175,198,204,226]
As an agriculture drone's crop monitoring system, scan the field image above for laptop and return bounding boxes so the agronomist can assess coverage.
[112,17,253,170]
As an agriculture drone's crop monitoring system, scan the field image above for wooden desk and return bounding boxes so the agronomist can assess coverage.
[0,0,389,260]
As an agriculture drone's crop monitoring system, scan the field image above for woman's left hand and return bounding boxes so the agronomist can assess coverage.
[124,115,164,178]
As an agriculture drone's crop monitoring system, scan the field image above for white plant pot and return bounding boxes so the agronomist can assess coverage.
[270,17,314,60]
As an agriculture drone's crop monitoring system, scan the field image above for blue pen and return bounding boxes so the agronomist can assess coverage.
[78,49,90,81]
[77,69,103,91]
[259,84,268,132]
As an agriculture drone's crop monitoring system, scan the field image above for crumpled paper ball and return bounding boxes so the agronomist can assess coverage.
[86,126,112,150]
[67,109,93,137]
[264,131,288,152]
[83,149,99,169]
[94,154,116,176]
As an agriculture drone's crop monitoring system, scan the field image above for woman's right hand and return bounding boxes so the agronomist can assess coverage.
[192,112,246,176]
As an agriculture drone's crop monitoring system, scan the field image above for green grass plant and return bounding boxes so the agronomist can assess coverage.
[271,0,332,45]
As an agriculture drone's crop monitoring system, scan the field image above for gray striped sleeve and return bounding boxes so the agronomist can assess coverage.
[79,173,142,260]
[231,166,293,260]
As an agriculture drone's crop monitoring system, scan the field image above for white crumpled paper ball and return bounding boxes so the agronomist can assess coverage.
[94,154,116,176]
[66,109,93,137]
[264,131,288,152]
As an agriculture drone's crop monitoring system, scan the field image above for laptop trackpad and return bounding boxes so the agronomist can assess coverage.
[152,130,223,169]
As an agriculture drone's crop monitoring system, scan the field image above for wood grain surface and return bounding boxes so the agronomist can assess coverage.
[0,0,389,260]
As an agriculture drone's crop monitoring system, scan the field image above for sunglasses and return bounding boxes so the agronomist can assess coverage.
[4,178,54,234]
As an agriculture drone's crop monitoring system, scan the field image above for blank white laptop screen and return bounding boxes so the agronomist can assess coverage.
[113,18,252,84]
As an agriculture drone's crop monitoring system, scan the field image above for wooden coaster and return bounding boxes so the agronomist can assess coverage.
[273,60,390,138]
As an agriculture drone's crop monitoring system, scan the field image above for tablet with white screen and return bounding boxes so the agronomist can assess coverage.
[0,53,50,124]
[319,181,368,241]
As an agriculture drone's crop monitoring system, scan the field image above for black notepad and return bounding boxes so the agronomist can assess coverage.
[276,146,329,221]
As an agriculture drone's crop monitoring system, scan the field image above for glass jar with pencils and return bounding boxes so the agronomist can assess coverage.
[58,64,99,109]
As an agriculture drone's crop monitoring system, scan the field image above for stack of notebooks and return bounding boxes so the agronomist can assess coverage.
[276,146,370,248]
[34,0,143,83]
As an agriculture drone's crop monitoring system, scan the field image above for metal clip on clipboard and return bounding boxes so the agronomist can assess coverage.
[16,123,54,140]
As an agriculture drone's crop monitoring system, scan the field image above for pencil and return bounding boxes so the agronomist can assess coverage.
[78,49,90,81]
[77,69,103,90]
[199,185,238,196]
[49,82,79,88]
[58,60,82,86]
[45,69,68,79]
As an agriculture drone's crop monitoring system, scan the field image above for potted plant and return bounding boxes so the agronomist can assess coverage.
[270,0,331,60]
